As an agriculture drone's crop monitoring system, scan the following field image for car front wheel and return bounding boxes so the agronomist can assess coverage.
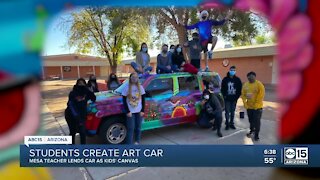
[99,118,127,144]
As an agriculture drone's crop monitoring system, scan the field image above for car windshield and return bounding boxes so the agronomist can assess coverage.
[113,78,146,95]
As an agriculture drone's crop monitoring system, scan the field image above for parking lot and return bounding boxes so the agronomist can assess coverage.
[41,79,280,180]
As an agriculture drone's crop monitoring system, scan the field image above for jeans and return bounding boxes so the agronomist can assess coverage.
[126,113,143,144]
[198,110,222,131]
[131,62,153,74]
[172,65,180,72]
[247,109,263,137]
[198,110,213,128]
[65,108,86,144]
[225,100,237,126]
[156,66,172,74]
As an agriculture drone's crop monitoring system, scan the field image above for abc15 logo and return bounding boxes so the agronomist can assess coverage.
[284,147,308,160]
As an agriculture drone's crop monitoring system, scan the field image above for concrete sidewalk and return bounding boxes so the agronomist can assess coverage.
[42,104,93,180]
[42,101,279,180]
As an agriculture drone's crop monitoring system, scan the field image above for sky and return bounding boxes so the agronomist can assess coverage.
[42,9,266,58]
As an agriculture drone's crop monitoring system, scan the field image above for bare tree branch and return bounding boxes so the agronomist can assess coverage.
[159,8,177,29]
[164,7,177,24]
[184,9,189,25]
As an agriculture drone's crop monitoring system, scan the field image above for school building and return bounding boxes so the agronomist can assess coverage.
[42,54,110,80]
[42,44,277,85]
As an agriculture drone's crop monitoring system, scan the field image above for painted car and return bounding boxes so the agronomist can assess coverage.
[86,72,221,144]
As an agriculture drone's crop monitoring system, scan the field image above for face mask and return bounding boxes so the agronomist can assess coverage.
[177,48,182,53]
[193,37,199,41]
[208,84,214,90]
[142,47,148,52]
[111,76,116,79]
[202,16,207,20]
[229,70,236,76]
[248,78,255,83]
[162,50,168,53]
[204,95,210,100]
[170,49,175,53]
[131,78,138,83]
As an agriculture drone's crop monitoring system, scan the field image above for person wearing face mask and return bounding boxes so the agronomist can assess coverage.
[172,44,186,72]
[87,75,99,93]
[107,73,121,90]
[221,66,242,130]
[168,45,175,66]
[183,32,202,70]
[131,43,153,74]
[241,71,265,141]
[156,44,172,74]
[65,78,96,144]
[122,72,146,144]
[182,10,232,71]
[198,83,224,137]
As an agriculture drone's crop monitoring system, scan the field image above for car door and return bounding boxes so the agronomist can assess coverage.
[142,77,174,130]
[174,75,202,122]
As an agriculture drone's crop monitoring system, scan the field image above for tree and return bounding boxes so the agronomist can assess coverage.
[65,7,150,73]
[255,35,268,44]
[153,8,258,46]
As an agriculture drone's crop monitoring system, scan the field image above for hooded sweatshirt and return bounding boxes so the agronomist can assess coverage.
[221,73,242,101]
[67,85,96,122]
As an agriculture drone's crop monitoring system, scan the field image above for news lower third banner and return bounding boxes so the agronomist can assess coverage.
[20,145,320,167]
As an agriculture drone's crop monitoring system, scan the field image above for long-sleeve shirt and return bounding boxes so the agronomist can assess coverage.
[136,51,150,69]
[157,54,171,69]
[221,75,242,101]
[241,80,265,110]
[185,19,226,41]
[67,86,96,121]
[172,53,186,68]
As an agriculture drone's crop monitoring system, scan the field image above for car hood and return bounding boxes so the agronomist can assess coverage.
[94,90,121,103]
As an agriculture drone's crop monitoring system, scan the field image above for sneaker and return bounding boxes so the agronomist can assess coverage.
[229,125,236,129]
[246,131,253,138]
[225,126,229,130]
[254,136,260,141]
[217,131,223,137]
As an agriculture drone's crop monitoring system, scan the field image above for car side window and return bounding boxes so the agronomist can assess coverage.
[178,76,199,91]
[145,78,173,97]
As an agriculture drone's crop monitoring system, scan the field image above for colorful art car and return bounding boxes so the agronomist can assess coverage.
[86,72,221,144]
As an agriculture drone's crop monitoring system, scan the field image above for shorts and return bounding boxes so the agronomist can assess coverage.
[200,38,212,52]
[190,59,200,69]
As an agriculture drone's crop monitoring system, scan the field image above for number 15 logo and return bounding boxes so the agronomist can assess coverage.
[295,148,308,160]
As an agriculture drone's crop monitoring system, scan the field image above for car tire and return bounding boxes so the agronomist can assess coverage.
[99,117,127,144]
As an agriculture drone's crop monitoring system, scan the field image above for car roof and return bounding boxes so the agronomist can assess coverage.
[141,72,220,80]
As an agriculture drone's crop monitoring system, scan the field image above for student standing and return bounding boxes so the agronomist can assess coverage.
[65,78,96,144]
[241,71,265,141]
[221,66,242,130]
[121,73,146,144]
[184,32,202,70]
[87,75,99,93]
[107,73,121,90]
